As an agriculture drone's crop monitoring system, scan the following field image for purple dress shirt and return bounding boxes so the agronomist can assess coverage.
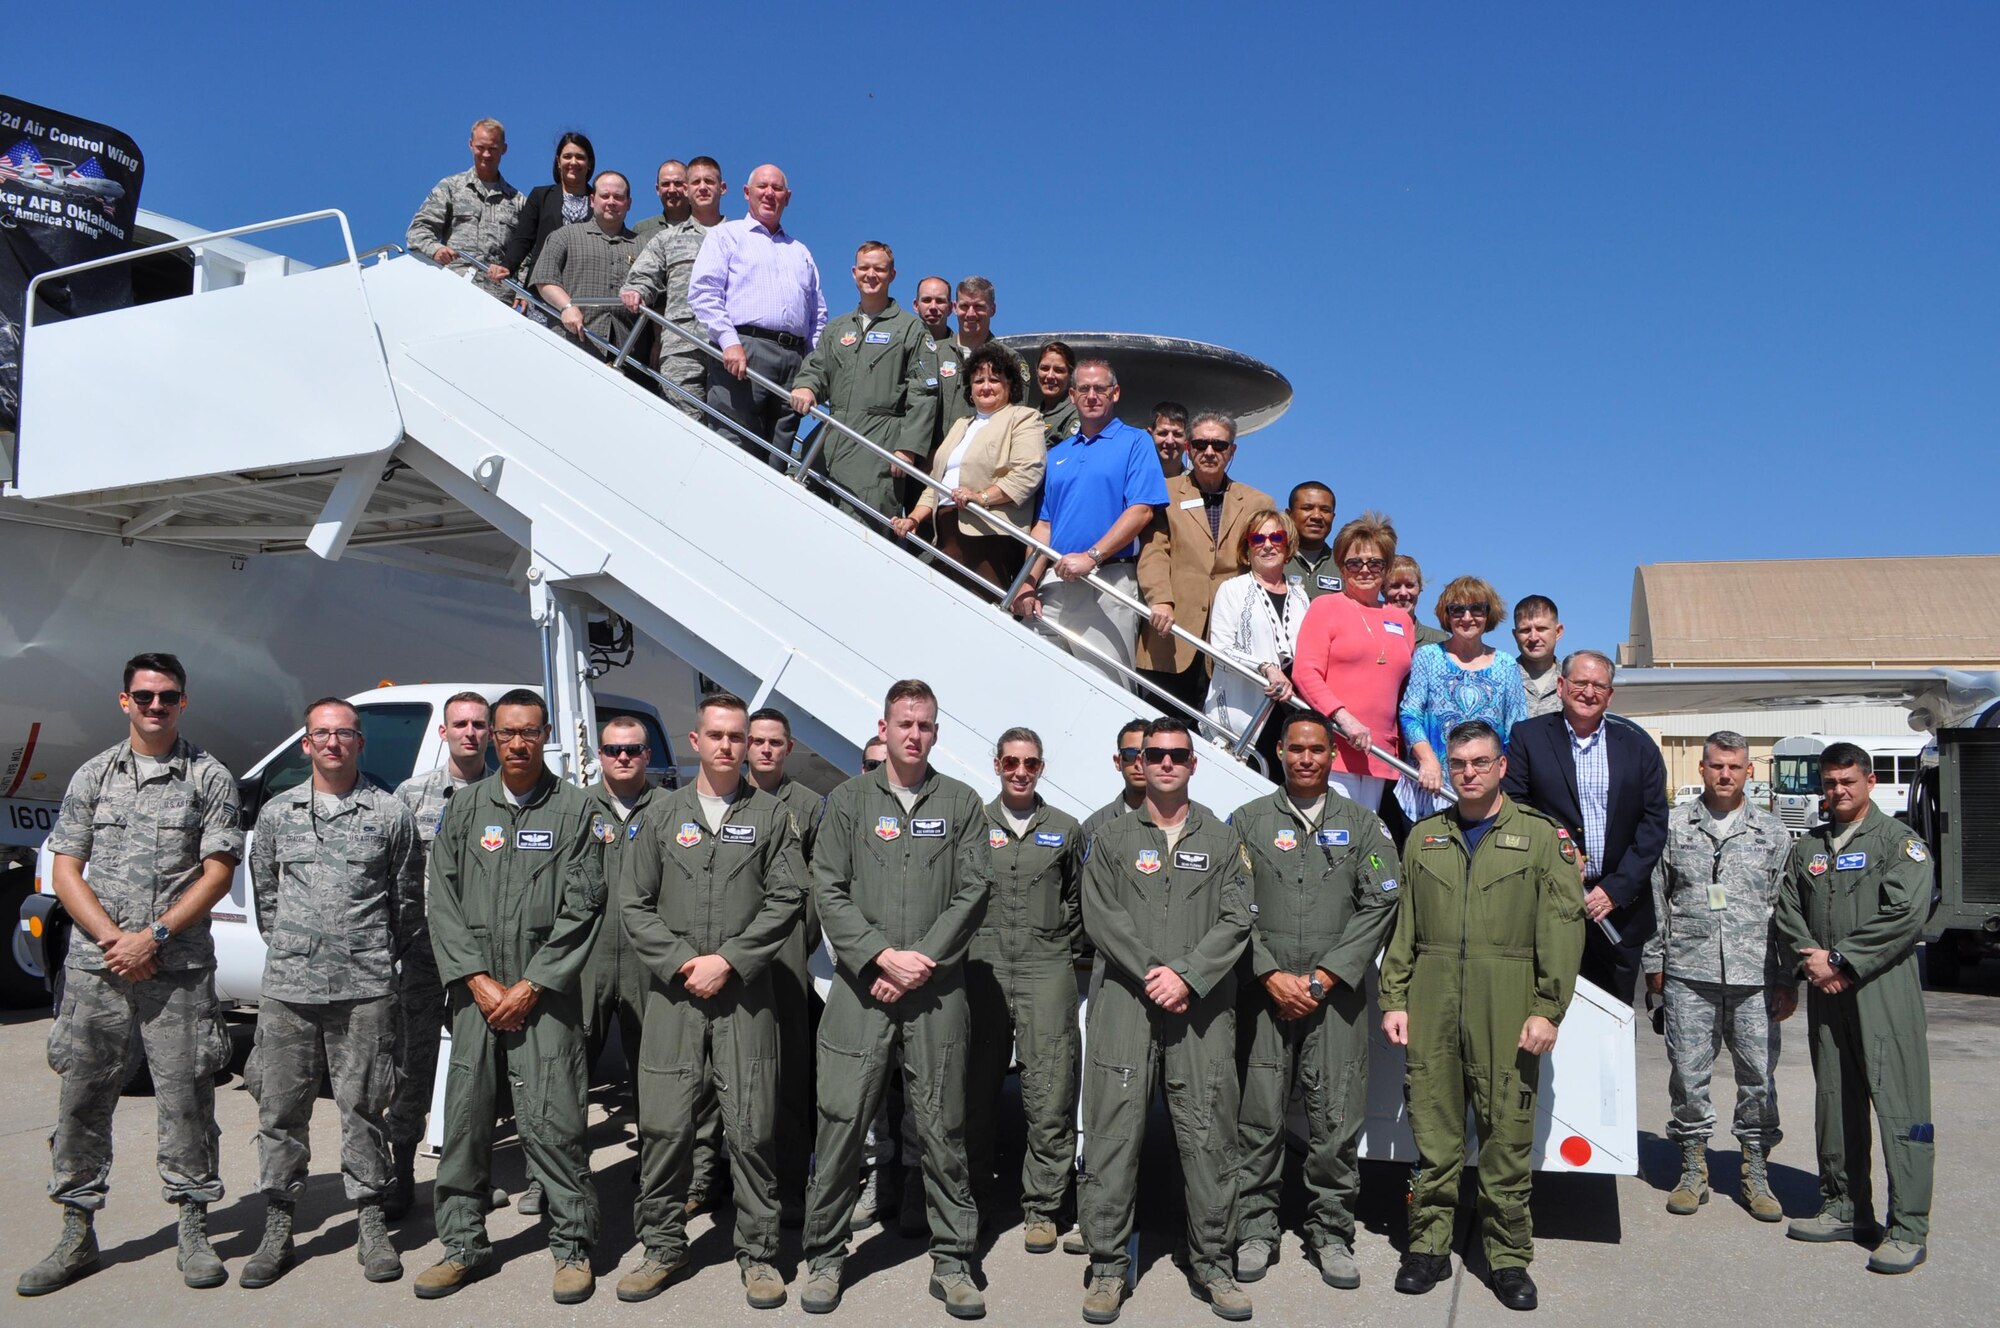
[686,217,829,351]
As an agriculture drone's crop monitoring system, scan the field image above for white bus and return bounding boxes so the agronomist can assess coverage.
[1770,732,1929,835]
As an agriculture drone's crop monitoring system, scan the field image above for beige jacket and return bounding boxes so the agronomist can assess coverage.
[910,403,1046,538]
[1137,474,1276,672]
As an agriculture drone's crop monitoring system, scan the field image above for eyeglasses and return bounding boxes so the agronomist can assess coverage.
[599,743,647,758]
[1342,557,1387,573]
[1073,384,1114,397]
[1246,531,1288,548]
[127,690,184,706]
[306,727,361,745]
[1188,439,1232,454]
[1446,756,1501,773]
[1142,746,1193,766]
[861,757,884,772]
[999,755,1044,773]
[1444,603,1489,618]
[492,727,544,743]
[1564,681,1611,696]
[1117,745,1145,763]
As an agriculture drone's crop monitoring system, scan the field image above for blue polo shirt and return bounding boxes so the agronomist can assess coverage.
[1037,418,1169,560]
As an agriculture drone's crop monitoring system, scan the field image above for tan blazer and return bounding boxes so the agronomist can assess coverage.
[910,403,1046,538]
[1136,474,1276,672]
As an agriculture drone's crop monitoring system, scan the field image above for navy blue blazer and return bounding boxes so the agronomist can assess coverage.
[1502,711,1669,943]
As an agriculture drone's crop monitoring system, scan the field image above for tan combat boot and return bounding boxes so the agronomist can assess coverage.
[17,1207,98,1296]
[1082,1273,1127,1324]
[552,1254,594,1304]
[1741,1144,1783,1223]
[1666,1139,1709,1215]
[929,1269,985,1319]
[1022,1217,1059,1254]
[1195,1272,1253,1321]
[743,1260,787,1309]
[615,1253,684,1303]
[413,1249,491,1299]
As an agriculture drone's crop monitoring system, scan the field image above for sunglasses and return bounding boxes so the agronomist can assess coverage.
[1187,439,1232,454]
[127,690,184,706]
[599,743,647,758]
[1342,557,1387,573]
[1117,745,1144,763]
[1246,531,1288,548]
[1142,746,1193,766]
[999,755,1044,774]
[861,758,884,772]
[1444,603,1488,618]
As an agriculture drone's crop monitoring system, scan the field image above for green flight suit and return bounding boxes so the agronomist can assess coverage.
[921,332,971,455]
[1039,396,1081,447]
[966,796,1084,1224]
[1378,798,1585,1272]
[427,770,607,1264]
[622,782,806,1266]
[1772,807,1934,1243]
[1079,801,1253,1285]
[793,299,938,520]
[1285,545,1344,600]
[583,782,657,1093]
[1230,789,1402,1256]
[802,766,991,1278]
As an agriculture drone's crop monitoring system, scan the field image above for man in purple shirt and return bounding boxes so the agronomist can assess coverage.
[1011,360,1168,690]
[686,164,828,465]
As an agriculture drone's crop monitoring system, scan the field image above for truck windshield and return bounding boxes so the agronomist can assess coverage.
[1774,755,1819,796]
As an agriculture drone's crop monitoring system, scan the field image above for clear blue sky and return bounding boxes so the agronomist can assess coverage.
[16,2,1996,658]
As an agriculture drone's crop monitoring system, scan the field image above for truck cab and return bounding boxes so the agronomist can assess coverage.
[21,683,676,1006]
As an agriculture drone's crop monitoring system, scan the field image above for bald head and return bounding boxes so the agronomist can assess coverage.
[745,164,791,229]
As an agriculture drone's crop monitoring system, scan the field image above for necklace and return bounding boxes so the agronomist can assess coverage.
[1353,599,1388,665]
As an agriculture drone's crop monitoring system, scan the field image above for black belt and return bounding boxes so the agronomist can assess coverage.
[1099,554,1137,566]
[736,324,804,350]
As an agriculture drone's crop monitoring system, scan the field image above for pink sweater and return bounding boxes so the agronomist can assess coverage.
[1292,594,1417,777]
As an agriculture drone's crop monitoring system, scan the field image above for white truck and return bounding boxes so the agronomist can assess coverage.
[1770,732,1929,836]
[17,683,678,1005]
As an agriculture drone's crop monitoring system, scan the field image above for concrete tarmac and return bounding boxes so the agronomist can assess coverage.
[4,964,1994,1325]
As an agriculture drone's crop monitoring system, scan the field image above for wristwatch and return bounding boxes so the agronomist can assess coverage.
[1307,974,1328,1002]
[150,921,171,944]
[1827,948,1848,973]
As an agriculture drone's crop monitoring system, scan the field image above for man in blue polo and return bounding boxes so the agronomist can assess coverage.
[1011,359,1167,689]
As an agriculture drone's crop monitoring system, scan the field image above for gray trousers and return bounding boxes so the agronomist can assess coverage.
[47,965,230,1209]
[387,936,446,1154]
[1664,976,1783,1149]
[1033,564,1144,691]
[705,335,802,468]
[250,993,398,1201]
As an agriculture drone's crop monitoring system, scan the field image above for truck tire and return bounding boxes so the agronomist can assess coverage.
[1924,937,1962,990]
[0,868,44,1008]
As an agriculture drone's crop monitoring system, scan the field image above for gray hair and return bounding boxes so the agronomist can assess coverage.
[1560,649,1617,683]
[1073,358,1118,388]
[1702,730,1749,760]
[1189,411,1237,445]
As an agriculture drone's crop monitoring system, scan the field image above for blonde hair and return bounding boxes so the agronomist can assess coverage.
[1332,511,1397,566]
[1434,575,1506,629]
[1233,508,1296,569]
[470,117,506,141]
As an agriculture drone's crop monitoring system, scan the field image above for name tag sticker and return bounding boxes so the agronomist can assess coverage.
[1316,829,1349,846]
[864,330,892,344]
[1174,850,1210,871]
[718,823,756,844]
[1835,852,1867,871]
[912,818,948,837]
[1035,831,1066,847]
[1179,497,1206,510]
[1383,620,1405,635]
[516,829,554,851]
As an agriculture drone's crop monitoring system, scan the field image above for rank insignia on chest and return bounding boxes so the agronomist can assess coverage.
[989,827,1009,849]
[1317,829,1349,847]
[1035,831,1065,847]
[1835,852,1867,871]
[875,816,901,841]
[676,822,703,847]
[592,816,616,844]
[912,818,947,837]
[840,332,857,346]
[1808,853,1829,876]
[1174,850,1210,871]
[480,825,505,852]
[1274,828,1297,852]
[516,829,554,851]
[1135,849,1161,875]
[1906,838,1929,862]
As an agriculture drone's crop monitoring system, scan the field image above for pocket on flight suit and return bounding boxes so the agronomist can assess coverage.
[1085,1052,1141,1141]
[814,1036,871,1124]
[1165,1058,1222,1154]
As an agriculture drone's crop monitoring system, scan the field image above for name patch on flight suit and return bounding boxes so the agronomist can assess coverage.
[989,827,1009,849]
[1316,829,1349,846]
[481,825,505,852]
[516,829,554,851]
[677,823,703,847]
[1035,832,1065,847]
[912,818,948,837]
[1809,853,1829,876]
[865,331,893,344]
[719,823,757,844]
[1174,850,1210,871]
[875,817,900,841]
[1274,828,1297,852]
[1835,852,1867,870]
[1136,849,1161,875]
[1317,574,1342,591]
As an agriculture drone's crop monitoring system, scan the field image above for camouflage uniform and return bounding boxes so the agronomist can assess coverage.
[405,168,529,294]
[1520,666,1562,719]
[388,766,467,1155]
[42,738,242,1210]
[247,781,423,1200]
[622,216,713,414]
[1642,798,1792,1149]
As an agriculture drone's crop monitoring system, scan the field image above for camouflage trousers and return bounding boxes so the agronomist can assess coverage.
[1664,976,1784,1150]
[387,936,447,1153]
[46,965,230,1209]
[659,349,709,419]
[248,994,398,1201]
